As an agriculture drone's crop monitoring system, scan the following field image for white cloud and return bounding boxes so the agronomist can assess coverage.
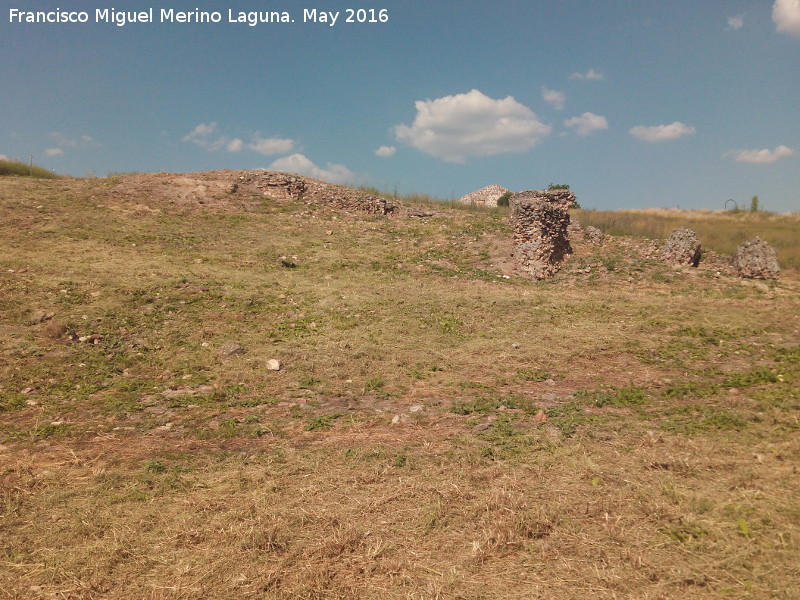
[268,153,355,185]
[727,145,795,164]
[246,136,295,155]
[0,154,8,161]
[570,68,605,81]
[542,87,566,110]
[183,123,295,155]
[564,112,609,136]
[45,148,64,157]
[773,0,800,37]
[727,14,744,30]
[630,121,696,142]
[182,122,224,149]
[393,89,552,163]
[49,132,101,148]
[375,145,396,158]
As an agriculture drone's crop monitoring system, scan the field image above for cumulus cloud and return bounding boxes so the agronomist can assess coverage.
[564,112,609,136]
[49,132,101,148]
[629,122,696,142]
[45,148,64,157]
[375,145,396,158]
[183,123,295,155]
[393,89,551,163]
[182,122,227,150]
[0,154,8,161]
[727,145,795,164]
[268,153,355,184]
[773,0,800,36]
[570,68,605,81]
[727,14,744,30]
[226,138,244,153]
[246,136,295,155]
[542,87,566,110]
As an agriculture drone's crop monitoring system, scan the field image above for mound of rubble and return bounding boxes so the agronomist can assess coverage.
[732,237,780,280]
[660,227,701,267]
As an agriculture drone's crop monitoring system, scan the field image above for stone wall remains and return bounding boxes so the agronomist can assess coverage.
[509,190,574,279]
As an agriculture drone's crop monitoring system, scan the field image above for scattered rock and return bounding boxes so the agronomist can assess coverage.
[732,237,780,280]
[28,310,54,325]
[409,404,425,413]
[267,359,282,371]
[406,207,435,218]
[660,228,701,267]
[219,343,245,357]
[533,410,548,424]
[391,414,412,425]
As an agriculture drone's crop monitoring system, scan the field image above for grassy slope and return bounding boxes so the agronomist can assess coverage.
[1,174,799,599]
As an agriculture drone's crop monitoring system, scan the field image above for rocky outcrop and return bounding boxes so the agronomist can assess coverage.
[660,228,701,267]
[459,185,511,207]
[510,191,573,279]
[732,237,780,280]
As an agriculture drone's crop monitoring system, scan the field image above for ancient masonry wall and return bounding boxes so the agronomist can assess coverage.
[510,189,575,279]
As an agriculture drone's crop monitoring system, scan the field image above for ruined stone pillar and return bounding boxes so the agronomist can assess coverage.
[509,190,575,279]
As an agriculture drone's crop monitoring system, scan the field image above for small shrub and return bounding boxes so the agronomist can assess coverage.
[496,191,513,207]
[548,183,570,190]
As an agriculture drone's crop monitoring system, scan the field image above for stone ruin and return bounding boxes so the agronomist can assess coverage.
[585,226,605,245]
[509,189,576,279]
[732,237,780,280]
[238,171,395,215]
[660,227,701,267]
[459,185,511,208]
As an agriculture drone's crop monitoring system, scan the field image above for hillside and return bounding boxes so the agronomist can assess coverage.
[1,172,799,599]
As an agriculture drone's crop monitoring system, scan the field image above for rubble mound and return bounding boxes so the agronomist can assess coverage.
[510,191,573,279]
[459,185,511,207]
[732,237,780,280]
[660,227,701,267]
[585,226,605,245]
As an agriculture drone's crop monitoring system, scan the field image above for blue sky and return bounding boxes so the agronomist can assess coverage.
[2,0,799,211]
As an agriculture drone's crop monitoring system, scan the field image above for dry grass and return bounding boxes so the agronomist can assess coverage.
[1,173,799,599]
[574,208,800,269]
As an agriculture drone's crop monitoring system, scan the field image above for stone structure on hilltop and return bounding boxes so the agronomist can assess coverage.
[732,237,780,280]
[509,189,575,279]
[239,171,395,215]
[459,185,511,207]
[660,227,701,267]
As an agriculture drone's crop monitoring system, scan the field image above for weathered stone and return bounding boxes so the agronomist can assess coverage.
[585,226,605,245]
[218,343,245,357]
[267,359,282,371]
[660,228,701,267]
[509,189,576,213]
[732,237,780,280]
[509,191,574,279]
[459,185,511,208]
[567,219,583,236]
